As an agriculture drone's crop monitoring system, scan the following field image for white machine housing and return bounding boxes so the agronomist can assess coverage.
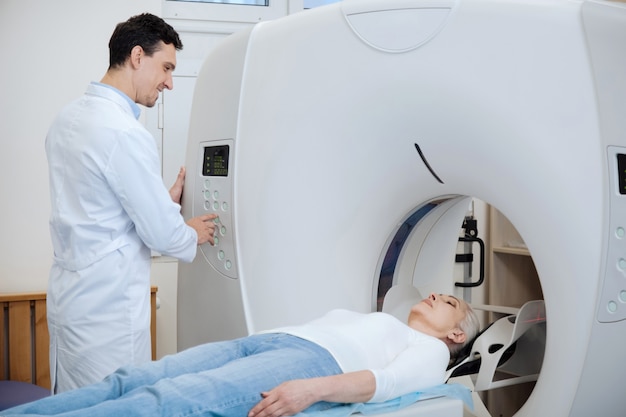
[178,0,626,415]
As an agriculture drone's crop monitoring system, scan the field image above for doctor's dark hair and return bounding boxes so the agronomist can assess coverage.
[108,13,183,69]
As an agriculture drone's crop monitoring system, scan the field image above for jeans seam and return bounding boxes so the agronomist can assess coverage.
[180,393,261,417]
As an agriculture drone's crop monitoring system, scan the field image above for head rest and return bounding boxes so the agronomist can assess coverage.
[382,284,423,321]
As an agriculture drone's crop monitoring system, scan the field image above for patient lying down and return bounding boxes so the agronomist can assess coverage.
[4,293,479,417]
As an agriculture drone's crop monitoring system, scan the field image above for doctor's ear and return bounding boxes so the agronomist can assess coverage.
[129,45,144,68]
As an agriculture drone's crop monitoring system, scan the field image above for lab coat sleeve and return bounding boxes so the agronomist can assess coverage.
[104,126,198,262]
[369,339,449,403]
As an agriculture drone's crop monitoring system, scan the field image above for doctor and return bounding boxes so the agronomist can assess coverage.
[45,13,216,393]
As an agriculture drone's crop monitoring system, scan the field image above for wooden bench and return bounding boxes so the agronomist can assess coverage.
[0,287,158,390]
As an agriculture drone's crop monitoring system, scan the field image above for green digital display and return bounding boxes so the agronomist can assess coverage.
[202,145,229,177]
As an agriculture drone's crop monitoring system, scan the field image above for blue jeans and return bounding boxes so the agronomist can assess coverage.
[4,334,343,417]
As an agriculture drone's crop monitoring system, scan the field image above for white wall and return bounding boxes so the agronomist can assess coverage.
[0,0,295,359]
[0,0,160,293]
[0,0,185,357]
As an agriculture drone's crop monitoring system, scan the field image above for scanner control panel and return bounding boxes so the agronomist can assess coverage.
[195,140,238,279]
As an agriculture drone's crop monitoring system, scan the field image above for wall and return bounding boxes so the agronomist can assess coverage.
[0,0,295,359]
[0,0,160,293]
[0,0,173,355]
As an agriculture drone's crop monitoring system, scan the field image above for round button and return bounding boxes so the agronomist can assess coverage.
[225,260,232,270]
[218,250,225,260]
[213,190,220,200]
[204,190,211,200]
[619,258,626,271]
[620,291,626,303]
[214,236,219,246]
[220,226,227,236]
[608,301,618,313]
[222,202,229,211]
[213,201,219,210]
[204,179,211,189]
[617,227,625,239]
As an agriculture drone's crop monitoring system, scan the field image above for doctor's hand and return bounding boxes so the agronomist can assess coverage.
[248,379,319,417]
[187,214,218,245]
[169,166,186,204]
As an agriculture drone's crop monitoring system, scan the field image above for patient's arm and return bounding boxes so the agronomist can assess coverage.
[247,370,376,417]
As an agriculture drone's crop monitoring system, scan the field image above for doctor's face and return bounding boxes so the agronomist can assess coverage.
[135,41,176,108]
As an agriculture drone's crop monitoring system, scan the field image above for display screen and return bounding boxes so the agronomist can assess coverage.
[203,145,230,177]
[168,0,268,5]
[618,154,626,195]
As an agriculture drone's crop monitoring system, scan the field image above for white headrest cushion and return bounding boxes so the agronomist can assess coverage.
[382,284,423,322]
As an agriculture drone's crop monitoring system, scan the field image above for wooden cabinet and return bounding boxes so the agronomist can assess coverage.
[0,287,158,390]
[486,206,543,417]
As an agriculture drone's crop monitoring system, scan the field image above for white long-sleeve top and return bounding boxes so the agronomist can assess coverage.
[270,309,450,403]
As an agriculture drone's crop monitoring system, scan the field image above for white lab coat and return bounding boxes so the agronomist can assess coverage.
[46,83,198,393]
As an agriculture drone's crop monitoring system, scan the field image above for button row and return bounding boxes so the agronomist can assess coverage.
[203,189,229,212]
[202,179,233,272]
[608,225,626,314]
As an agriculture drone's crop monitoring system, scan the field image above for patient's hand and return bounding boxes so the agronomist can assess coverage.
[248,379,318,417]
[247,371,375,417]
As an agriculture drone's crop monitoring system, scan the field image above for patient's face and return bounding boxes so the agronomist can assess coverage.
[408,293,467,340]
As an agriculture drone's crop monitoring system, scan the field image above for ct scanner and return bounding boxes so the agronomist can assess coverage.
[176,0,626,415]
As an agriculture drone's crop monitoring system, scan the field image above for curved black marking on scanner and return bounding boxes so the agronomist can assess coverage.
[414,143,444,184]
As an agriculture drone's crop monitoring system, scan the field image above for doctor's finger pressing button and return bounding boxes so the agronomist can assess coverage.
[187,213,218,245]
